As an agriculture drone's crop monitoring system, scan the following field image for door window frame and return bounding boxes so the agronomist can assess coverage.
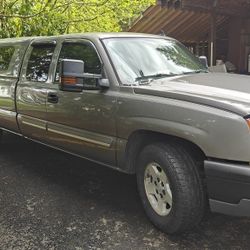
[51,38,105,84]
[0,43,27,78]
[20,39,57,84]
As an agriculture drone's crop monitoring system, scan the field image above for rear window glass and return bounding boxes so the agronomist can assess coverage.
[0,45,23,76]
[26,45,55,82]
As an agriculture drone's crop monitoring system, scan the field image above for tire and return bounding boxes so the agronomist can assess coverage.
[136,142,205,234]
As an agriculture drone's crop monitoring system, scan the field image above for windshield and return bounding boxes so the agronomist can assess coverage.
[103,38,207,85]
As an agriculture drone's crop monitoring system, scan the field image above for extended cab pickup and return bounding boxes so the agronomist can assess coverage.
[1,33,250,234]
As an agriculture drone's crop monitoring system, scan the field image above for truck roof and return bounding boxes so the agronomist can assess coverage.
[0,32,173,44]
[57,32,172,39]
[0,37,33,44]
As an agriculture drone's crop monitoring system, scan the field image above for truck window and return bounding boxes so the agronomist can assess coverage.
[26,45,55,82]
[55,42,101,82]
[0,45,23,77]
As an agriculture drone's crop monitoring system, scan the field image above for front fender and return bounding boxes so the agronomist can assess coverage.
[117,94,250,162]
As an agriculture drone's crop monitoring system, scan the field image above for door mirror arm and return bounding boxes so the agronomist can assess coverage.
[98,78,110,89]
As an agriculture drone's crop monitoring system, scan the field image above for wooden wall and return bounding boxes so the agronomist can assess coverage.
[228,18,250,73]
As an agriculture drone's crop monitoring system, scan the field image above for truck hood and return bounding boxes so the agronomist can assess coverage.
[133,73,250,117]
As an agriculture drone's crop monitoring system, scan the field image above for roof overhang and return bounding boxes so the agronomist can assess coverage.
[158,0,250,17]
[129,0,250,43]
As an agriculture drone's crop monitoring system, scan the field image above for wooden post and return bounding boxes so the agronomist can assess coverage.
[201,43,206,56]
[228,18,243,72]
[195,43,199,56]
[209,1,217,66]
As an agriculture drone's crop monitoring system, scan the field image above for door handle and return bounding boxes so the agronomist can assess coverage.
[47,92,59,104]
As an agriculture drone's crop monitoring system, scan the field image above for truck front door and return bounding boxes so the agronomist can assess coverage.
[45,39,117,166]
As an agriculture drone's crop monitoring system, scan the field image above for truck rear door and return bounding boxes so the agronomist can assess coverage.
[16,39,56,141]
[0,39,29,133]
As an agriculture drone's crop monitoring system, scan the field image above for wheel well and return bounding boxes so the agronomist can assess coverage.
[125,130,206,174]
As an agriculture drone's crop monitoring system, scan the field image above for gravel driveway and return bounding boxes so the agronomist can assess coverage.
[0,132,249,250]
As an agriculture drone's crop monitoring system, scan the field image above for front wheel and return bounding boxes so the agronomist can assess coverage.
[136,142,205,234]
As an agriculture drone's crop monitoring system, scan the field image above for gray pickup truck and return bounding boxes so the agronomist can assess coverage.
[0,32,250,234]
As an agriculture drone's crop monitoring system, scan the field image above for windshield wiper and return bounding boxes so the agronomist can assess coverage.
[136,73,177,82]
[183,69,208,75]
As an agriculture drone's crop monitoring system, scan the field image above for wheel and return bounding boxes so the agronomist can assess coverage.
[136,142,205,234]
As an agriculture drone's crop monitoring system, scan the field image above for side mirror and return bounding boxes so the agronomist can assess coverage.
[59,59,85,92]
[199,56,208,68]
[59,59,110,91]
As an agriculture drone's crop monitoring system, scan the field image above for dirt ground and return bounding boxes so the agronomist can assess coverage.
[0,132,250,250]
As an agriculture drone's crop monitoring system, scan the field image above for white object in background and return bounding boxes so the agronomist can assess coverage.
[209,64,227,73]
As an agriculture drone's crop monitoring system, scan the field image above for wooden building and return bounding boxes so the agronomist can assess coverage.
[129,0,250,74]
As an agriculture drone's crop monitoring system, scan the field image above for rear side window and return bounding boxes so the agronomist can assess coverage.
[26,45,55,82]
[0,45,23,76]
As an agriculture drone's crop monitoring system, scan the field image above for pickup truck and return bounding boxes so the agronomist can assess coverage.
[0,32,250,234]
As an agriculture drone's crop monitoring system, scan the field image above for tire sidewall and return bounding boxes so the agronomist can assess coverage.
[136,143,200,234]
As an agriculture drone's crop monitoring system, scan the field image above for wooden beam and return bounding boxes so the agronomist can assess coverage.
[157,0,182,8]
[129,5,162,32]
[173,12,208,39]
[182,0,250,17]
[146,8,180,34]
[162,10,195,35]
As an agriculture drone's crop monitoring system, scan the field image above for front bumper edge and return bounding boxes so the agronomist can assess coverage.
[210,199,250,217]
[205,160,250,217]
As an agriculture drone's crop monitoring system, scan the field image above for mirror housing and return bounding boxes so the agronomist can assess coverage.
[59,59,110,92]
[199,56,208,68]
[59,59,85,92]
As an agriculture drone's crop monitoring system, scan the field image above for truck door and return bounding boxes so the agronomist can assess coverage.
[0,41,28,132]
[16,40,56,141]
[45,39,117,166]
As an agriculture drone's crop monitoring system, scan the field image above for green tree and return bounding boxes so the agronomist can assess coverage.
[0,0,154,38]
